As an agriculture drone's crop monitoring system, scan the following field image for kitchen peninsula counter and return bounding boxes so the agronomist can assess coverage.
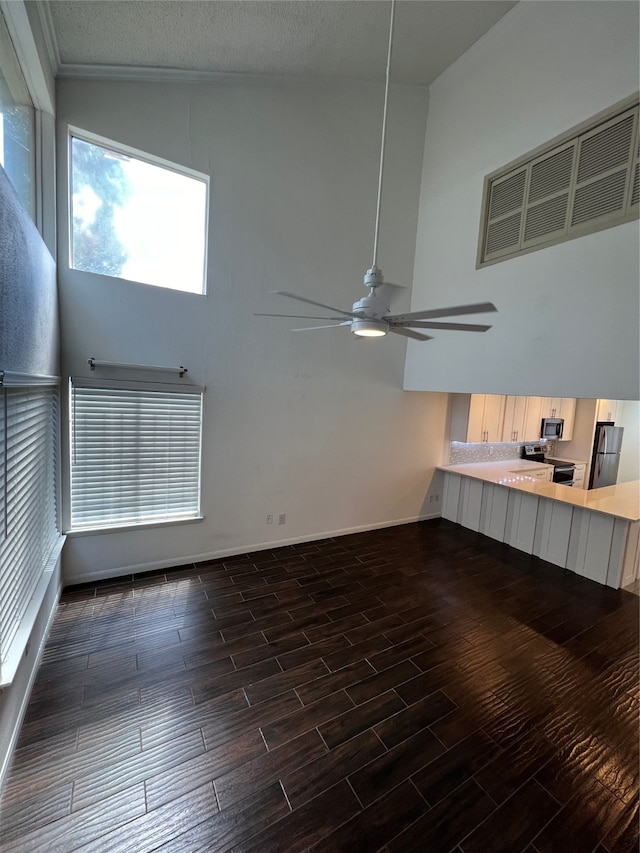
[437,462,640,588]
[440,461,640,522]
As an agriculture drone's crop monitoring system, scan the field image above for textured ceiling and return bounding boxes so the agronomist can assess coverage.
[46,0,517,85]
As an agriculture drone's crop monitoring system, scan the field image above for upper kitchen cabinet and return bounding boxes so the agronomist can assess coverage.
[540,397,576,440]
[450,394,505,443]
[596,399,619,422]
[503,396,547,443]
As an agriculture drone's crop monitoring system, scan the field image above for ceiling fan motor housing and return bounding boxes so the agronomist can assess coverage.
[351,287,391,337]
[352,292,391,320]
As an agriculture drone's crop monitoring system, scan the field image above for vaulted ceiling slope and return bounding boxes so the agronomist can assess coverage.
[42,0,517,84]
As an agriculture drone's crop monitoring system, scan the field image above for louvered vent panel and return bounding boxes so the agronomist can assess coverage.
[524,196,568,242]
[631,133,640,207]
[485,212,521,256]
[488,170,526,218]
[631,162,639,207]
[576,113,635,183]
[529,147,574,202]
[478,99,639,266]
[571,170,627,225]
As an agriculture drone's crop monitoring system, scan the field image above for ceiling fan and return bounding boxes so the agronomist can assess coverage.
[256,0,497,341]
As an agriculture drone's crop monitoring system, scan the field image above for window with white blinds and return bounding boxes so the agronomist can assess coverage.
[1,383,60,680]
[70,382,203,531]
[477,95,640,266]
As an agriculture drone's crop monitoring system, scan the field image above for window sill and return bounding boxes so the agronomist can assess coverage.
[64,516,205,537]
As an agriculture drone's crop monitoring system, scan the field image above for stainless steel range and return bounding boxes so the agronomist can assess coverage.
[521,445,576,486]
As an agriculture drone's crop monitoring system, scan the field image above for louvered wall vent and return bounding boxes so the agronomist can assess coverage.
[477,95,639,267]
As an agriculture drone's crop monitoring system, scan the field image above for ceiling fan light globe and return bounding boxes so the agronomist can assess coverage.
[351,319,388,337]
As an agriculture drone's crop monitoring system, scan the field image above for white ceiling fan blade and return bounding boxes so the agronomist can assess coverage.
[387,301,498,323]
[290,322,352,331]
[272,291,355,318]
[254,313,347,321]
[389,326,433,341]
[398,321,493,332]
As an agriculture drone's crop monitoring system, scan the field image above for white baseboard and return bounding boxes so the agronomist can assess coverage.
[63,511,442,586]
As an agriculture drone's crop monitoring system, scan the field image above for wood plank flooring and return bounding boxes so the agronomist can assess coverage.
[1,518,638,852]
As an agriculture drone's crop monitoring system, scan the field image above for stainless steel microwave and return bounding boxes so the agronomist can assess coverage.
[541,417,564,439]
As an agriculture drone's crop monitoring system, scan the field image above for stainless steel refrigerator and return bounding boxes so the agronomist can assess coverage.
[588,422,624,489]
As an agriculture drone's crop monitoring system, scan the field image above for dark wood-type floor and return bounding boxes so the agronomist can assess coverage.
[1,519,638,852]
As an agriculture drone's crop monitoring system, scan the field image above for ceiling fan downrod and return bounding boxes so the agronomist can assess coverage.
[368,0,396,292]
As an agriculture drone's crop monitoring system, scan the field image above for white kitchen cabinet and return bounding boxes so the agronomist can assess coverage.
[503,396,557,443]
[524,465,553,482]
[540,397,576,440]
[541,397,561,419]
[439,466,638,588]
[502,396,528,442]
[450,394,505,443]
[596,399,619,422]
[573,463,586,489]
[557,398,576,440]
[533,499,573,567]
[442,473,462,523]
[567,509,621,585]
[620,521,639,588]
[442,473,484,530]
[459,478,484,531]
[505,491,539,553]
[523,396,544,442]
[479,483,509,541]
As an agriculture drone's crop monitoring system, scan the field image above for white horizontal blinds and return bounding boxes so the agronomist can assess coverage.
[0,387,59,665]
[70,385,203,529]
[480,100,640,264]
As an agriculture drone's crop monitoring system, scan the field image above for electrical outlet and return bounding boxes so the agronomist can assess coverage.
[278,513,286,525]
[266,514,273,525]
[429,494,440,504]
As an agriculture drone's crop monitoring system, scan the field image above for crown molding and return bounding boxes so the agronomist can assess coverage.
[56,62,292,86]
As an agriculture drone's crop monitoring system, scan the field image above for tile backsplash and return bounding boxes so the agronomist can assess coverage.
[448,441,556,465]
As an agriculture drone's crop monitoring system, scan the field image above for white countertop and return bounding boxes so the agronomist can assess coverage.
[439,460,640,522]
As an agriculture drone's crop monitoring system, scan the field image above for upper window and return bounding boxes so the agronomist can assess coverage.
[477,96,639,267]
[69,130,209,294]
[0,10,35,218]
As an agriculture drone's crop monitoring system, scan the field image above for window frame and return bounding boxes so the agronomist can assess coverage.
[67,125,210,295]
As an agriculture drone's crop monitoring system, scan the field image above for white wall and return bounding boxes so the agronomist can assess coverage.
[404,1,639,399]
[56,75,449,583]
